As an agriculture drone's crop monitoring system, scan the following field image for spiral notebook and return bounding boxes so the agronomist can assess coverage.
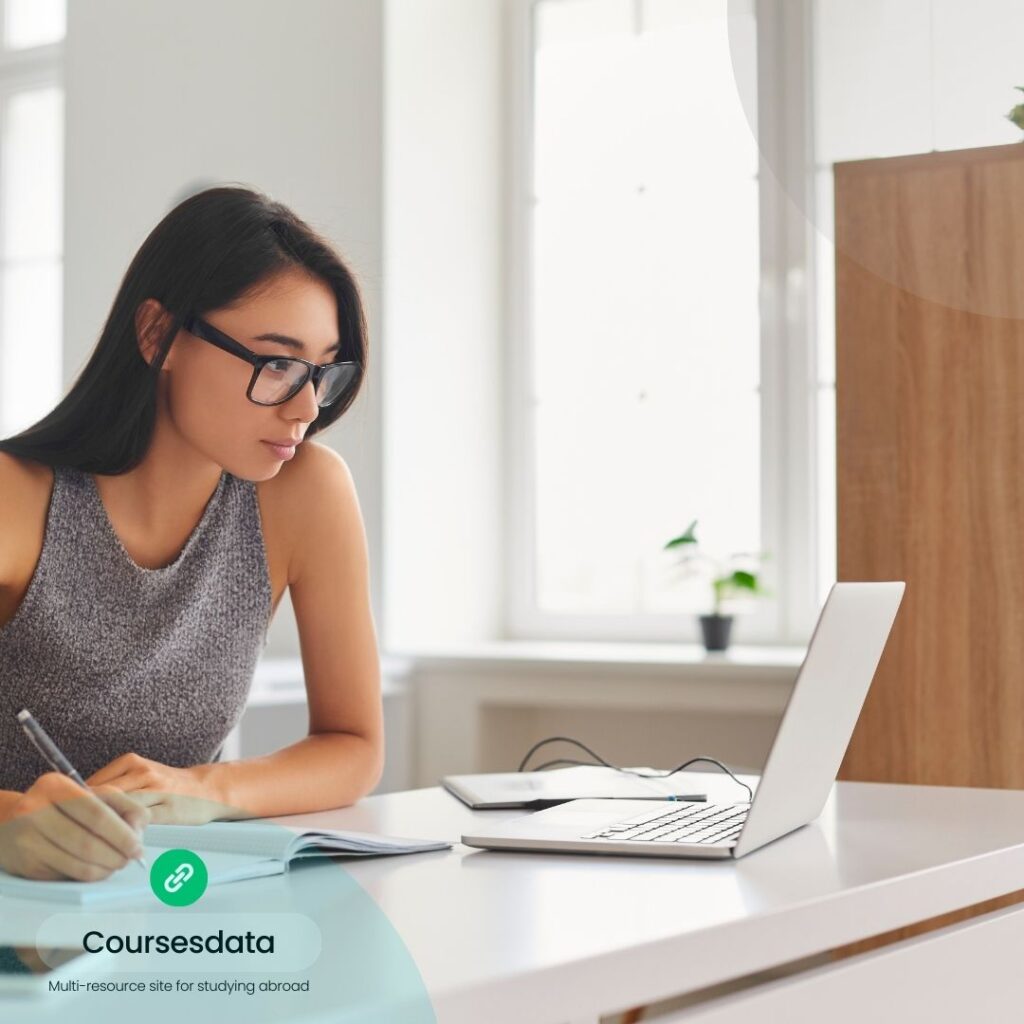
[0,821,451,904]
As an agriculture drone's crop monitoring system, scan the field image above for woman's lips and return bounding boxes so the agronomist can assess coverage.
[262,440,297,460]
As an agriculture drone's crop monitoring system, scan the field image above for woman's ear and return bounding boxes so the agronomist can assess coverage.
[134,298,174,369]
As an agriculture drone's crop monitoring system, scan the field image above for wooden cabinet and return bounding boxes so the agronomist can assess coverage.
[835,143,1024,788]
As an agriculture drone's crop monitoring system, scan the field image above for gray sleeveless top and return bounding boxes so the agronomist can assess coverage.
[0,464,272,795]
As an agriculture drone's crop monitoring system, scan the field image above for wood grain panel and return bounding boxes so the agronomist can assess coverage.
[836,144,1024,788]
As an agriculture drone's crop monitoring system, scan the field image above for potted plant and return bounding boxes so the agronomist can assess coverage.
[1007,86,1024,131]
[663,520,767,652]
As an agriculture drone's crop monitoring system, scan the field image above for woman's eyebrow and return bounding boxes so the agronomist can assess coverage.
[253,331,342,358]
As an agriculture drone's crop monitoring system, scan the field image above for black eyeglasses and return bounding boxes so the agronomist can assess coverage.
[181,314,360,408]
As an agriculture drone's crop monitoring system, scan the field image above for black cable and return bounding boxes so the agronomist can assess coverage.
[517,735,754,803]
[528,758,594,772]
[517,735,626,772]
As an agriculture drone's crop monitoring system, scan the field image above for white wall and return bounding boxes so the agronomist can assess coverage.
[814,0,1024,164]
[62,0,385,655]
[382,0,506,651]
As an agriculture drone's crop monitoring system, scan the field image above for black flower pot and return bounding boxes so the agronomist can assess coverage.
[699,614,733,652]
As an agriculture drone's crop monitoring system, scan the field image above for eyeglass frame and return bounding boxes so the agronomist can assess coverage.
[180,313,360,408]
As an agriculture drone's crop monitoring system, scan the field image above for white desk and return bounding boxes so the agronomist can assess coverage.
[5,779,1024,1022]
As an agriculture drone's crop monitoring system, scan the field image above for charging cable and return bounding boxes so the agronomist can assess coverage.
[517,735,754,803]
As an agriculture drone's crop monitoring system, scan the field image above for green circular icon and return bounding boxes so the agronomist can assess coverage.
[150,849,208,906]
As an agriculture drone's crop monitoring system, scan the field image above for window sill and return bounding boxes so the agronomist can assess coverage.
[383,639,806,679]
[397,641,804,785]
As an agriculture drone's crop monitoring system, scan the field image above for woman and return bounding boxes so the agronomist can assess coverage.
[0,185,382,881]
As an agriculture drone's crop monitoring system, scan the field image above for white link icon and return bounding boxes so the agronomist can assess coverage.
[163,862,195,894]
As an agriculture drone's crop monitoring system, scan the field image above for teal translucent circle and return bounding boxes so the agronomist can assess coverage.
[14,808,437,1023]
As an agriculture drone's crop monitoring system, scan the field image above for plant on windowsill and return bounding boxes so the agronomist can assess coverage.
[1006,87,1024,132]
[663,520,768,653]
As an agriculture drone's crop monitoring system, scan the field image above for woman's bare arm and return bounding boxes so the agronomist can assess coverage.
[83,443,382,824]
[200,442,384,817]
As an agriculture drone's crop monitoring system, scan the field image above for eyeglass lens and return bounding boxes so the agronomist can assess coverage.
[252,360,358,407]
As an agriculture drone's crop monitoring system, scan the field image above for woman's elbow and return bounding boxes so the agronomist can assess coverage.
[348,731,385,800]
[364,735,385,793]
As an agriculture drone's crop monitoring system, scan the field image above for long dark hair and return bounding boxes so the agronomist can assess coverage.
[0,185,368,474]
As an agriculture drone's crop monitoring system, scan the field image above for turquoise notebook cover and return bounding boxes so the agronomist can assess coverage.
[0,844,283,905]
[0,819,449,904]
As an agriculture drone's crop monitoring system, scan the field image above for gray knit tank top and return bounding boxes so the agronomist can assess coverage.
[0,464,272,795]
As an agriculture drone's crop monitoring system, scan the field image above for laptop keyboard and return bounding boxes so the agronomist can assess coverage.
[581,802,749,845]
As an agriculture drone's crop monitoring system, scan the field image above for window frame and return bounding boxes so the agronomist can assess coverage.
[503,0,821,646]
[0,0,65,437]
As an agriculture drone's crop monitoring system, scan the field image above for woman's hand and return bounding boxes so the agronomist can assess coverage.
[86,753,241,825]
[0,772,150,881]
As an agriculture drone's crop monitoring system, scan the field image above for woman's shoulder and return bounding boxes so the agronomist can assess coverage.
[0,452,54,588]
[257,439,351,500]
[254,440,356,571]
[0,452,54,517]
[0,451,54,505]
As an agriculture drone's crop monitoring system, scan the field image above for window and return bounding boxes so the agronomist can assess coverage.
[0,0,65,438]
[509,0,817,644]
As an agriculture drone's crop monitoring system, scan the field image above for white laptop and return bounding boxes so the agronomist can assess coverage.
[461,581,904,860]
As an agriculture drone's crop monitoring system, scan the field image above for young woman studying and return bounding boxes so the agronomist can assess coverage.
[0,186,382,881]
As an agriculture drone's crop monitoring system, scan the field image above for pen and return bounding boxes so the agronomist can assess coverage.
[631,794,707,802]
[16,709,148,872]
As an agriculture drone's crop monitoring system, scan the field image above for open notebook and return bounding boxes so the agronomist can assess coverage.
[0,821,451,904]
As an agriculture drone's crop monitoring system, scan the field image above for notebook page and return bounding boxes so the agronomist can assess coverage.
[290,829,450,853]
[145,822,451,860]
[143,821,295,859]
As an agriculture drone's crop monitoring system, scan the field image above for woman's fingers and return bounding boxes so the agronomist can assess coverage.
[44,784,147,862]
[0,811,125,882]
[31,800,129,871]
[0,773,158,881]
[92,784,152,836]
[85,751,146,787]
[111,789,162,807]
[20,828,120,882]
[21,773,146,869]
[140,792,227,826]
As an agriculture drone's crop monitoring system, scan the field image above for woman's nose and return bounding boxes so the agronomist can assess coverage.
[285,378,319,420]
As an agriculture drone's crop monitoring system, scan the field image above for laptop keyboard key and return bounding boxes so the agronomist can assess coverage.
[580,804,749,843]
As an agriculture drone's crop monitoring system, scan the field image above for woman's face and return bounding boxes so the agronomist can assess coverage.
[143,268,341,480]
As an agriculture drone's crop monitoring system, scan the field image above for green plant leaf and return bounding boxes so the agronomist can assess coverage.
[729,569,759,592]
[664,519,699,549]
[711,570,763,601]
